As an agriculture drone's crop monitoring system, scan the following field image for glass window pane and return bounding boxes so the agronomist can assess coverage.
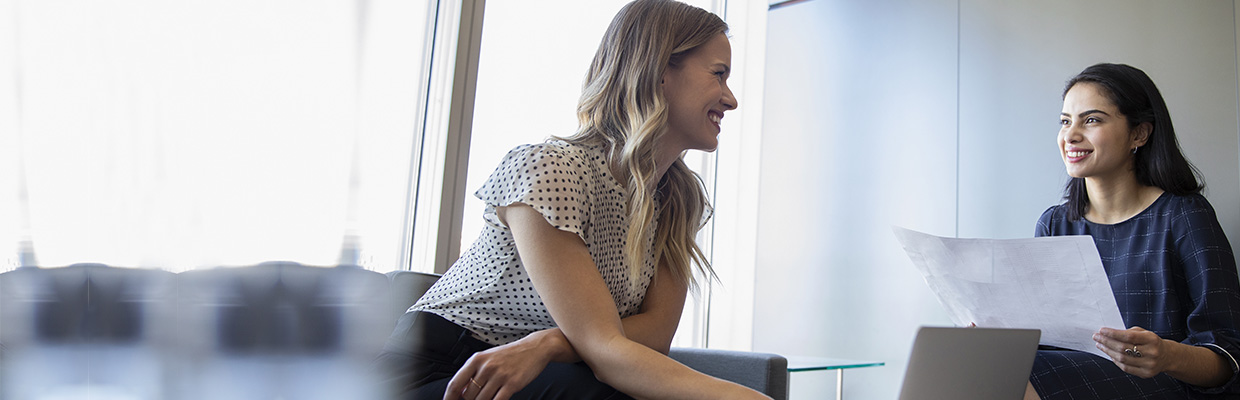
[2,0,435,272]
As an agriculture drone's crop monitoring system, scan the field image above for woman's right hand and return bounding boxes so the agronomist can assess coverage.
[443,329,567,400]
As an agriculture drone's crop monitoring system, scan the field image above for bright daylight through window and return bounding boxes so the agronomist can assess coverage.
[2,1,434,273]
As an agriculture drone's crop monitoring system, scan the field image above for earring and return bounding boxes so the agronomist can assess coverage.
[1131,147,1138,154]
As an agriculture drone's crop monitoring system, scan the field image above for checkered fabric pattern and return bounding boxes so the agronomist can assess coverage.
[1032,193,1240,399]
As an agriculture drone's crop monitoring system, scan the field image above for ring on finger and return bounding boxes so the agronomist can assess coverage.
[470,377,484,390]
[1124,345,1143,358]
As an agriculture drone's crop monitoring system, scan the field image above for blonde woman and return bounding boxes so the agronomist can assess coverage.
[375,1,767,399]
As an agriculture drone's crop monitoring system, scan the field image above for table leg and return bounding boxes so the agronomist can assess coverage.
[836,369,843,400]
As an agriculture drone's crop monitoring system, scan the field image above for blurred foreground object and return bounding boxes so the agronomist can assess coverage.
[0,263,394,400]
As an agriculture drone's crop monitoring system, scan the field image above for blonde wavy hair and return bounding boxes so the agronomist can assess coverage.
[556,0,725,289]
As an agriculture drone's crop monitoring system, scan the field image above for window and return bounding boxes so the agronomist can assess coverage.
[1,0,765,351]
[2,1,438,272]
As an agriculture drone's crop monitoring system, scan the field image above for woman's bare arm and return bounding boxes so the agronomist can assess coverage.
[479,203,765,399]
[531,256,688,363]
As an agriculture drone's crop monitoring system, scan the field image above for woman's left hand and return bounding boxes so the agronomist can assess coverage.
[1093,326,1169,378]
[443,329,565,400]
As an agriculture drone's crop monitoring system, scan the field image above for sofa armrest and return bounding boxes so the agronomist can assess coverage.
[669,347,788,400]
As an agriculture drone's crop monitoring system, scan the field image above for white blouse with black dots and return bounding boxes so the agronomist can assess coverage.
[410,140,658,346]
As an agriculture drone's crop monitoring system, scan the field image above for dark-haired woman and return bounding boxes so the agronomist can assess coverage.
[1027,63,1240,399]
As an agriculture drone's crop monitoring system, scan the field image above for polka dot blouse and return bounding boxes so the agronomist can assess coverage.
[410,140,658,346]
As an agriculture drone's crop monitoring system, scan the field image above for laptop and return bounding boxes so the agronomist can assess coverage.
[897,326,1041,400]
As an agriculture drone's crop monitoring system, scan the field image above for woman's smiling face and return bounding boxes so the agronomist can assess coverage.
[1058,82,1149,182]
[660,33,738,153]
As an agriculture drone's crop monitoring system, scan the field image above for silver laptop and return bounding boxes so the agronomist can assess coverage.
[897,326,1041,400]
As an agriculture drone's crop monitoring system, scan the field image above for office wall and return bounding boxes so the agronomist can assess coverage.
[957,0,1240,240]
[757,1,1240,399]
[759,1,958,398]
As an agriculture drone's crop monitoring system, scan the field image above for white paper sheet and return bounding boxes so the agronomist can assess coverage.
[892,226,1126,359]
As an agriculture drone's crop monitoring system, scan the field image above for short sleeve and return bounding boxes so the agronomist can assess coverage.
[474,143,591,239]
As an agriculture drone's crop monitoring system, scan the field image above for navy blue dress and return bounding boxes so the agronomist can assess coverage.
[1032,192,1240,399]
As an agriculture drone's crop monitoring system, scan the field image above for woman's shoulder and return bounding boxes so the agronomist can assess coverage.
[499,140,603,169]
[1157,191,1212,211]
[1153,192,1222,227]
[1035,202,1071,237]
[1038,202,1071,223]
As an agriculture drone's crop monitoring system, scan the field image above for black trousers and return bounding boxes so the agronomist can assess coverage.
[373,311,633,400]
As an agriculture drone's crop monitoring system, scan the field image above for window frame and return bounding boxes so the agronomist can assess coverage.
[406,0,487,274]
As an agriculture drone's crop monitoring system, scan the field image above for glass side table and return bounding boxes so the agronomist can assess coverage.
[786,356,884,400]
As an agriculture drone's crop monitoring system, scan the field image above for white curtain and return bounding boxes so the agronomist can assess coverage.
[2,0,434,272]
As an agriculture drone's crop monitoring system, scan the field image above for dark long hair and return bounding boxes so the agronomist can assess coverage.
[1061,63,1203,220]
